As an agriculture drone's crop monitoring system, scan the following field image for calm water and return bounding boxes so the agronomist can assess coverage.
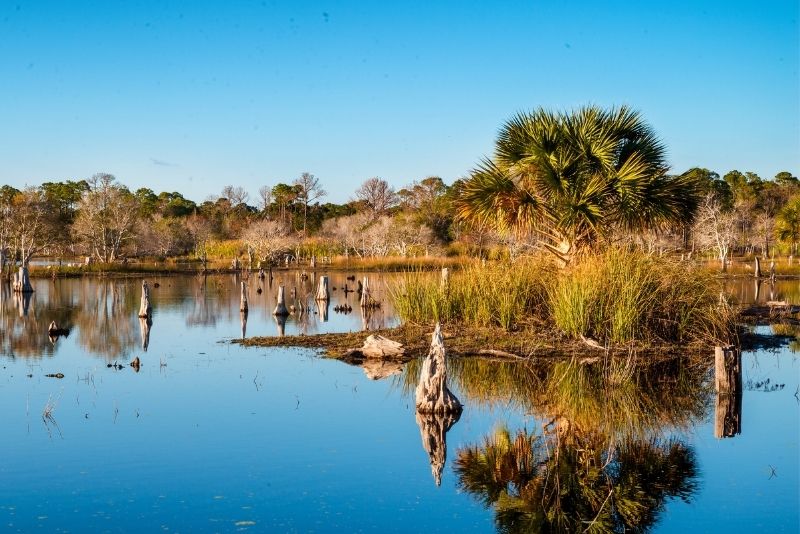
[0,273,797,532]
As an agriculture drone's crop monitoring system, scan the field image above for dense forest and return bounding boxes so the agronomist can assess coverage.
[0,164,797,272]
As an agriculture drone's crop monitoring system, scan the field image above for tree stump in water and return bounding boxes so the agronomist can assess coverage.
[415,323,462,415]
[416,410,461,486]
[240,310,247,339]
[273,285,289,316]
[240,281,249,312]
[714,346,742,438]
[315,275,329,301]
[138,281,152,318]
[12,266,33,293]
[310,255,316,269]
[754,256,762,278]
[360,276,371,307]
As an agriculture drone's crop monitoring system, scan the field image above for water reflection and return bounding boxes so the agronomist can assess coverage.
[139,316,152,351]
[0,272,401,360]
[455,427,698,533]
[416,410,461,487]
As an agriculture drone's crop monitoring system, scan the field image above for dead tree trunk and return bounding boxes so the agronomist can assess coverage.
[415,323,462,414]
[240,281,248,312]
[714,345,742,438]
[273,285,289,316]
[315,275,329,301]
[310,255,316,269]
[12,265,33,293]
[138,281,151,318]
[240,310,247,339]
[360,276,371,307]
[754,256,762,278]
[440,267,449,293]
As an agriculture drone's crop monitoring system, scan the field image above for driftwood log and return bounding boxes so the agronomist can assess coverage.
[273,285,289,316]
[345,334,405,359]
[415,323,462,415]
[138,281,152,318]
[714,345,742,438]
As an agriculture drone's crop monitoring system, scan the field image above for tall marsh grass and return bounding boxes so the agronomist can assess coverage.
[390,249,733,343]
[390,262,548,330]
[549,250,731,343]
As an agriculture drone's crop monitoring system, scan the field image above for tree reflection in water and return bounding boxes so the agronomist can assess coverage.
[401,355,708,532]
[455,427,697,533]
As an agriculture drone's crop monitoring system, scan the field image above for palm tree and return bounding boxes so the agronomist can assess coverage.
[455,106,702,264]
[775,195,800,255]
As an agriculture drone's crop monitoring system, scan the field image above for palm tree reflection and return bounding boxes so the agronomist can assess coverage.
[455,426,697,533]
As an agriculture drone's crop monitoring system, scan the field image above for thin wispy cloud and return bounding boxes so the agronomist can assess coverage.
[150,158,178,167]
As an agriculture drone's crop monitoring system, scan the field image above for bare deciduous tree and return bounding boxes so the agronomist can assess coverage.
[355,177,398,217]
[221,185,250,207]
[692,193,739,271]
[258,185,272,212]
[293,172,326,235]
[241,218,292,264]
[11,188,59,266]
[72,174,139,262]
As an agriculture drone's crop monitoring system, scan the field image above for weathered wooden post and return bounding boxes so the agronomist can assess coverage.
[714,345,742,439]
[240,281,248,312]
[415,323,462,415]
[138,281,152,319]
[360,276,371,307]
[315,275,329,301]
[273,285,289,316]
[754,256,762,278]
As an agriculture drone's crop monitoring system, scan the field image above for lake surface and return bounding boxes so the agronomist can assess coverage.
[0,273,797,532]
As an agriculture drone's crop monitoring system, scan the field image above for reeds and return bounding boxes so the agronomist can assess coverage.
[390,261,548,330]
[549,250,732,343]
[390,249,733,343]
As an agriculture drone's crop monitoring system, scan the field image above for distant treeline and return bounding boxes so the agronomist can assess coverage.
[0,166,797,270]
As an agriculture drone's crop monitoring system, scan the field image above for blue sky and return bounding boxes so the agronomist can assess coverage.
[0,0,797,203]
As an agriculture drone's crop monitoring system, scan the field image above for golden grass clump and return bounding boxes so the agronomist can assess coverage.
[549,249,731,343]
[390,261,549,330]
